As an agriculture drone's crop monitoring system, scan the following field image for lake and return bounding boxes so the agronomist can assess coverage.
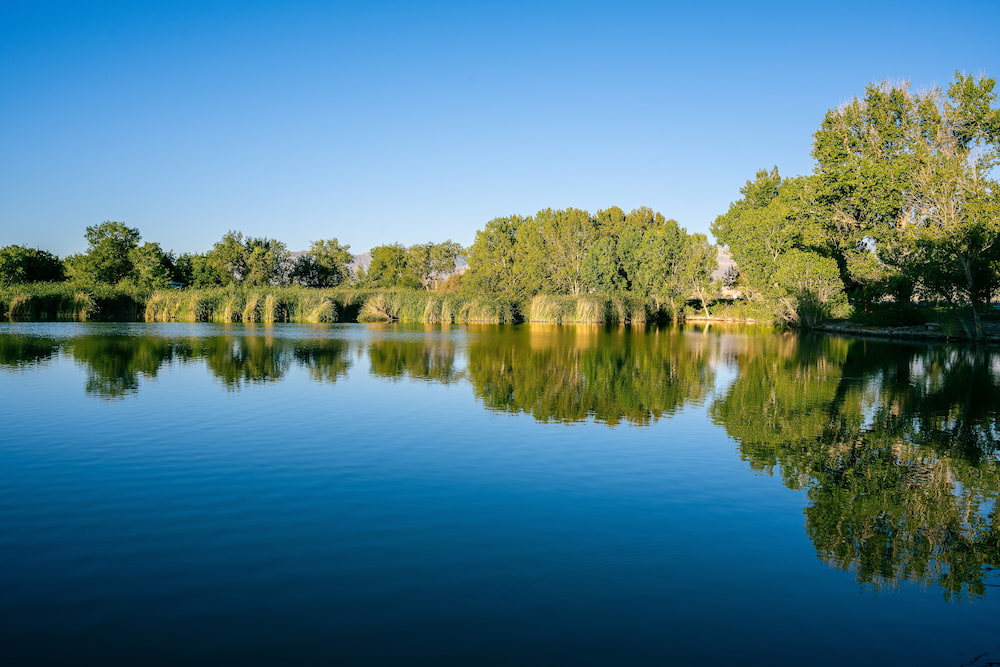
[1,322,998,665]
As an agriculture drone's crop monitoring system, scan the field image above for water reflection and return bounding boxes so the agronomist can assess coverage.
[466,325,713,425]
[368,336,461,383]
[70,334,184,398]
[711,334,1000,599]
[56,332,352,397]
[1,324,998,598]
[0,334,59,368]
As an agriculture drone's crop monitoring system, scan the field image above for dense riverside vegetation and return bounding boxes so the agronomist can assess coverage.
[2,72,998,328]
[714,73,1000,332]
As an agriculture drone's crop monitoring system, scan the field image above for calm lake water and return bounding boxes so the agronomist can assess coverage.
[1,322,998,665]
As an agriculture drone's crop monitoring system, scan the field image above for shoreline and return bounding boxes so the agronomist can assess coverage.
[686,314,1000,344]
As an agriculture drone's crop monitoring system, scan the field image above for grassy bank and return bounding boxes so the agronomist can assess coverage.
[146,288,520,324]
[0,283,145,321]
[526,294,652,324]
[143,287,362,323]
[1,285,681,325]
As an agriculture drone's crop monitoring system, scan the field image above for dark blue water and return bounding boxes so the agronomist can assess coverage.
[1,323,998,665]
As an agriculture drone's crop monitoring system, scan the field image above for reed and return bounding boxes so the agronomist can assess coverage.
[358,292,398,321]
[458,297,517,324]
[0,283,143,321]
[526,294,658,325]
[143,287,348,323]
[3,284,658,326]
[573,296,606,324]
[528,295,569,324]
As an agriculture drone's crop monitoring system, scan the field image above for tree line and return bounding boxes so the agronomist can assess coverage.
[713,72,1000,330]
[4,71,997,328]
[0,224,464,292]
[463,206,716,317]
[0,207,716,319]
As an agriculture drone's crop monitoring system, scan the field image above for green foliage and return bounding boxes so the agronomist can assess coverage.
[464,215,525,299]
[124,242,175,290]
[713,169,850,325]
[290,238,353,287]
[0,245,65,285]
[812,72,1000,317]
[0,283,144,321]
[408,240,463,290]
[465,206,715,322]
[65,221,143,285]
[202,231,291,286]
[363,244,421,289]
[513,208,596,296]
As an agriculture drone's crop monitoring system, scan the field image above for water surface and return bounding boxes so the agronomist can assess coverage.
[1,322,998,665]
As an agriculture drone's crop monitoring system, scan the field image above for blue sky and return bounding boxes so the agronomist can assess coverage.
[2,0,999,257]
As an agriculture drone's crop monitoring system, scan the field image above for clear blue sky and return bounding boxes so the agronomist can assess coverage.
[3,0,999,257]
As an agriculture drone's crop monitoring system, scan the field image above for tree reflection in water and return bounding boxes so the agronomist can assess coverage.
[2,324,998,598]
[466,324,714,425]
[711,334,1000,599]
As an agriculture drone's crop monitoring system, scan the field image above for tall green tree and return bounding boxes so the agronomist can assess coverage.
[364,244,421,289]
[408,240,462,290]
[175,253,227,287]
[126,242,175,289]
[291,238,353,288]
[712,169,849,325]
[682,233,719,315]
[464,215,525,298]
[513,208,596,296]
[632,218,693,318]
[66,221,141,284]
[812,72,1000,317]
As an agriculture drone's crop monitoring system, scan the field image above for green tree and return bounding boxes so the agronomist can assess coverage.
[0,245,65,285]
[205,231,247,286]
[901,75,1000,334]
[290,238,353,288]
[464,215,525,298]
[175,253,227,287]
[812,72,1000,317]
[244,237,291,286]
[632,218,692,318]
[682,233,719,316]
[712,169,849,324]
[205,231,291,286]
[66,221,141,284]
[408,240,462,290]
[126,242,175,290]
[513,208,596,296]
[364,244,421,289]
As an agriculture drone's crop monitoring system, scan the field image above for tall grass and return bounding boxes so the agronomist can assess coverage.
[144,287,351,323]
[4,284,654,326]
[527,294,654,324]
[0,283,143,321]
[357,291,516,324]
